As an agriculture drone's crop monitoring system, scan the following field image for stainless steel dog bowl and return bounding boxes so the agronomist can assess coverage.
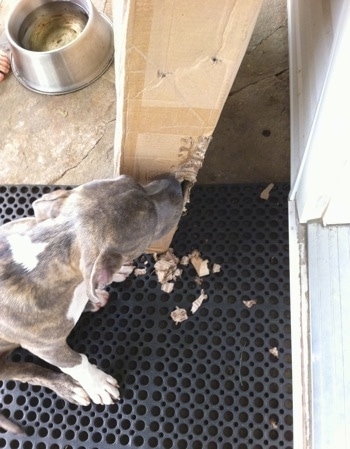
[6,0,114,94]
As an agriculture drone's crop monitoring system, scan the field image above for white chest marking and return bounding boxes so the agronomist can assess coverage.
[7,234,48,272]
[66,282,88,324]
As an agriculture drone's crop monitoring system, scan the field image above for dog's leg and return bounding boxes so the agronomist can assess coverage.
[0,352,90,406]
[0,351,91,434]
[23,343,120,405]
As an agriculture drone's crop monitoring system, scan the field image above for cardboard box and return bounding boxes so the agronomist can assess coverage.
[113,0,263,252]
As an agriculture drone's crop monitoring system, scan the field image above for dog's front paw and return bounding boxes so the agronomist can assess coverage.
[85,370,120,405]
[62,355,120,405]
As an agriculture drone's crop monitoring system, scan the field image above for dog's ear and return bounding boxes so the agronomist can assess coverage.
[33,189,72,222]
[84,248,123,304]
[143,176,184,240]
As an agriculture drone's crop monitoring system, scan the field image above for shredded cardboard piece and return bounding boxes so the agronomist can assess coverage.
[155,249,220,297]
[112,263,135,282]
[212,263,221,273]
[119,263,135,275]
[154,259,180,283]
[243,299,258,309]
[260,183,275,200]
[269,417,279,430]
[189,249,210,277]
[154,248,182,284]
[180,255,190,266]
[174,267,183,278]
[161,282,175,293]
[191,289,208,314]
[194,276,203,286]
[134,267,147,277]
[269,347,279,359]
[170,307,188,325]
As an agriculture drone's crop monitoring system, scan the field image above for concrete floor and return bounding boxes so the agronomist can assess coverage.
[0,0,289,186]
[198,0,290,184]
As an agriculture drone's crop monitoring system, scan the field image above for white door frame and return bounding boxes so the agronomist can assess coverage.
[289,0,350,225]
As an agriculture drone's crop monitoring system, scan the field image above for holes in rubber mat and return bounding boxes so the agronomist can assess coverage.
[0,183,292,449]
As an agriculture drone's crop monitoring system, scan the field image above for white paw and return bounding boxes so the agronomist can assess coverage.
[61,355,120,405]
[84,368,120,405]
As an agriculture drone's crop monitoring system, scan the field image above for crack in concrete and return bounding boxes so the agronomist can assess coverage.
[247,22,287,54]
[49,118,116,184]
[275,68,289,78]
[229,68,289,97]
[51,133,105,184]
[229,80,260,96]
[20,149,29,171]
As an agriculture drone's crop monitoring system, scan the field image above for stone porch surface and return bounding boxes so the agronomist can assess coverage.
[0,0,115,186]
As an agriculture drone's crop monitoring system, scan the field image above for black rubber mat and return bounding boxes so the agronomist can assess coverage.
[0,183,292,449]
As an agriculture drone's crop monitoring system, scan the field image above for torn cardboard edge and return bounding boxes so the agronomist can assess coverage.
[147,136,212,254]
[174,136,213,207]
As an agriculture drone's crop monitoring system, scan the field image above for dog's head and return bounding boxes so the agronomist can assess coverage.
[32,175,184,304]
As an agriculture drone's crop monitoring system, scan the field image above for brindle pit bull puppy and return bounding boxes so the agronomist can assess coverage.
[0,175,183,433]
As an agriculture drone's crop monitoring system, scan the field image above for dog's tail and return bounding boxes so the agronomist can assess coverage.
[0,411,24,434]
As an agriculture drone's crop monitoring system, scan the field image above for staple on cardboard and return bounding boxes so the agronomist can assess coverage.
[211,56,222,64]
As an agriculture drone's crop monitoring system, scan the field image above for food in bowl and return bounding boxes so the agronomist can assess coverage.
[18,1,89,52]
